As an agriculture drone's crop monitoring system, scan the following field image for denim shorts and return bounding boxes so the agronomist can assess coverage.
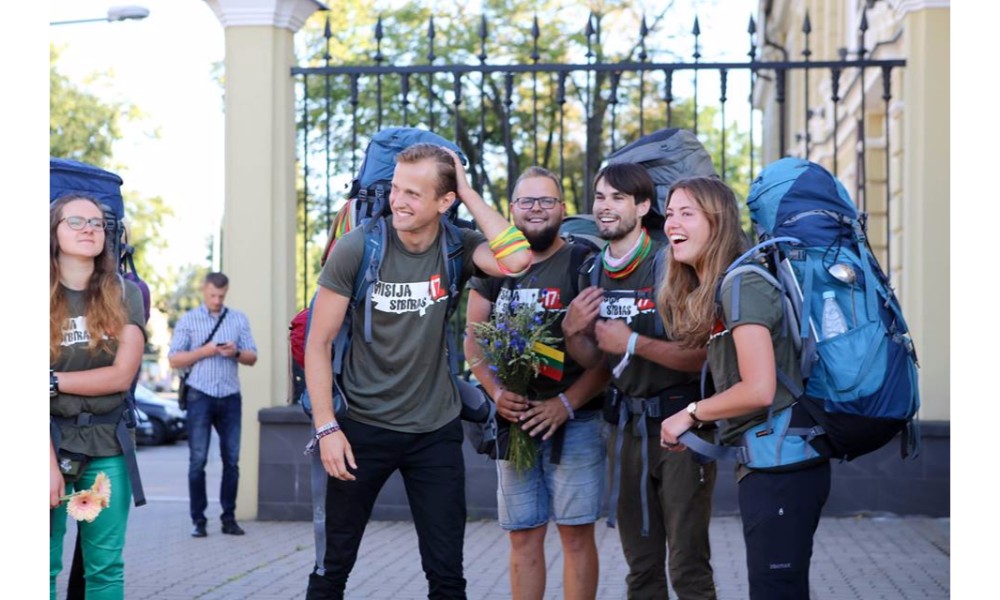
[496,410,607,530]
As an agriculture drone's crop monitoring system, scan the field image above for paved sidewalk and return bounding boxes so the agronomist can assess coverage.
[55,496,949,599]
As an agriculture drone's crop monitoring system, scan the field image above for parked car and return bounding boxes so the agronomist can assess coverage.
[134,406,156,446]
[133,383,186,445]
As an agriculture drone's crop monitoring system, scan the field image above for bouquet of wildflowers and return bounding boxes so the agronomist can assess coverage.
[60,472,112,522]
[469,299,562,472]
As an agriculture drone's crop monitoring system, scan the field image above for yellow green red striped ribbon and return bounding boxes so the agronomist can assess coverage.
[532,341,565,381]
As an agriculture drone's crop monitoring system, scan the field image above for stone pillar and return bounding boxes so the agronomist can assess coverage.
[204,0,325,520]
[897,1,949,420]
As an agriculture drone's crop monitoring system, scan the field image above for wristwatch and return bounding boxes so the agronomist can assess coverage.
[686,401,702,426]
[50,369,59,398]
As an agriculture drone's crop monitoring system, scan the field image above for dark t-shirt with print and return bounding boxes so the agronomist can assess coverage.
[318,218,486,433]
[709,269,802,446]
[51,280,148,457]
[596,243,700,399]
[468,242,601,410]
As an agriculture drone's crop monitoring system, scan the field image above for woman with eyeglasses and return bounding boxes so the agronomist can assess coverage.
[50,194,146,600]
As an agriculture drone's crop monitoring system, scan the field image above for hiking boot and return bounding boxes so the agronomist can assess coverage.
[191,521,207,538]
[221,520,245,536]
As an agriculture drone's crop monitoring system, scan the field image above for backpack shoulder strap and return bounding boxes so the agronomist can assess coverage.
[650,246,667,337]
[568,241,596,296]
[440,218,466,318]
[356,217,387,344]
[588,247,603,288]
[717,261,804,400]
[440,218,467,377]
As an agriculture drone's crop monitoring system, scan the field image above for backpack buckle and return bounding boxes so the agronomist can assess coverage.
[76,412,94,426]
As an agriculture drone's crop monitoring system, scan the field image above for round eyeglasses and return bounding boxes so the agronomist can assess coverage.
[512,196,561,210]
[61,216,107,231]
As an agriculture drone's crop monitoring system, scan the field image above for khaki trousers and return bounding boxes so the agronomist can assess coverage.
[611,419,718,600]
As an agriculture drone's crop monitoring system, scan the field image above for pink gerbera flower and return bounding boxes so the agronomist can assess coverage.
[66,490,103,522]
[91,472,111,508]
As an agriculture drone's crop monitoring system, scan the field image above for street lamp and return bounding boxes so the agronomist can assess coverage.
[50,5,150,26]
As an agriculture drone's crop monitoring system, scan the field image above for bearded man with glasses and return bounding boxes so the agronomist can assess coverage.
[465,167,609,599]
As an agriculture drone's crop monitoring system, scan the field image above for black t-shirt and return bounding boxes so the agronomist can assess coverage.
[468,242,603,410]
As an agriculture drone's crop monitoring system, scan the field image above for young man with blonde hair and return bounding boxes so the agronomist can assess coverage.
[304,143,532,599]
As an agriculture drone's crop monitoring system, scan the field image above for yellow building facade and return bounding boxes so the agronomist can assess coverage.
[755,0,949,421]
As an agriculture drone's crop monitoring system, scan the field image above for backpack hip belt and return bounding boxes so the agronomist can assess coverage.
[604,382,706,539]
[611,382,706,423]
[50,403,145,506]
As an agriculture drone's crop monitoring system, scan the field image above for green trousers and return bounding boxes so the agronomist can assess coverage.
[612,419,718,600]
[50,454,132,600]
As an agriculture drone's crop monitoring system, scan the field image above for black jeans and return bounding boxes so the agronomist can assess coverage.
[306,416,467,600]
[186,387,242,524]
[739,461,832,600]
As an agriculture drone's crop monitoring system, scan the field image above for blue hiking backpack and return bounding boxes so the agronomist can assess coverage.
[298,128,493,426]
[682,158,920,470]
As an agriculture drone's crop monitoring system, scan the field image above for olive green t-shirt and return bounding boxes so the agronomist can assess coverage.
[468,243,601,409]
[318,219,486,433]
[51,280,148,457]
[708,269,801,446]
[597,243,699,398]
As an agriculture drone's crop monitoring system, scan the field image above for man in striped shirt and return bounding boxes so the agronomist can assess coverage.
[169,272,258,538]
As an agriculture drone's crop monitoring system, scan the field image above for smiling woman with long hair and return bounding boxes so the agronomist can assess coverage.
[49,194,146,600]
[656,177,831,600]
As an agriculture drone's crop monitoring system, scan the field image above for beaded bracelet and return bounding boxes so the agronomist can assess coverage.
[558,393,575,420]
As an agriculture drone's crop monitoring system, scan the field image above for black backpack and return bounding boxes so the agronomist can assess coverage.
[605,127,719,218]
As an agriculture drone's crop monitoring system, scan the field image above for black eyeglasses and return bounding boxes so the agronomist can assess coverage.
[512,196,561,209]
[61,216,106,231]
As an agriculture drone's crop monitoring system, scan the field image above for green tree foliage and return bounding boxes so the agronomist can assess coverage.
[293,0,755,296]
[124,192,175,309]
[50,46,135,167]
[50,45,178,312]
[163,263,212,330]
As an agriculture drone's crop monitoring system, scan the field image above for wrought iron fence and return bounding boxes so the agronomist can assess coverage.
[292,6,905,306]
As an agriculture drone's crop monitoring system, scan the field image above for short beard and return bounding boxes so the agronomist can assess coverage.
[597,215,638,242]
[524,224,561,252]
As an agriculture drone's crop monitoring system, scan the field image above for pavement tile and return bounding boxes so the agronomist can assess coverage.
[52,497,948,599]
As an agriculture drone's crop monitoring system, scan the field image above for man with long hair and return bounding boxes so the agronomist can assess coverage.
[563,163,718,599]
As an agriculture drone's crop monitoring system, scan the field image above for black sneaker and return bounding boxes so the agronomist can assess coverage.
[191,521,207,538]
[221,520,245,536]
